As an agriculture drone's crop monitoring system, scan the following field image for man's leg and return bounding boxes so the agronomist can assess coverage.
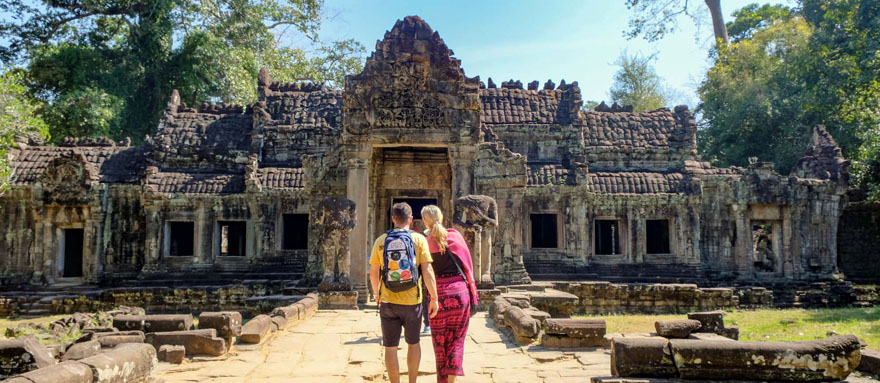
[385,346,400,383]
[406,342,420,383]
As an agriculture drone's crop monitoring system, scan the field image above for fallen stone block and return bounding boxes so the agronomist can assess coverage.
[240,315,274,344]
[523,308,551,324]
[97,334,145,348]
[544,319,606,338]
[16,360,93,383]
[687,332,734,342]
[654,320,701,339]
[611,337,676,378]
[542,333,610,348]
[720,325,739,340]
[158,344,185,364]
[0,337,57,378]
[270,305,300,321]
[78,343,156,383]
[489,297,511,324]
[318,291,359,309]
[668,335,861,381]
[113,314,193,333]
[500,293,530,308]
[63,340,102,361]
[145,329,227,356]
[525,289,579,318]
[198,311,242,338]
[859,349,880,376]
[686,311,724,334]
[270,315,287,332]
[502,306,539,344]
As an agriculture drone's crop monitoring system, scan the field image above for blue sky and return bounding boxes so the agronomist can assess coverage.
[314,0,795,108]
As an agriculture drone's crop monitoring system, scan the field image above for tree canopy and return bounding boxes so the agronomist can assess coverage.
[0,68,49,196]
[625,0,730,44]
[697,0,880,198]
[0,0,365,144]
[608,51,670,113]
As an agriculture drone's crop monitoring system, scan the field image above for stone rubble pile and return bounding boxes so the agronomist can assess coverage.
[489,290,610,348]
[0,292,321,381]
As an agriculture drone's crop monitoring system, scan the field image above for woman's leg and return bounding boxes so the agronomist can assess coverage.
[436,280,470,379]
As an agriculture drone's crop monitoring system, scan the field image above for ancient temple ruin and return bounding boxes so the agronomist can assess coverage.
[0,16,856,297]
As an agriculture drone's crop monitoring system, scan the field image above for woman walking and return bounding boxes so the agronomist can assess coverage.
[420,205,478,383]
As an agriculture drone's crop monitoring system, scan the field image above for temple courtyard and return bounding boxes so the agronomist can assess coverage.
[157,310,611,383]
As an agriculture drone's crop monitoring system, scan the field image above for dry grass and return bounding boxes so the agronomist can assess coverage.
[583,306,880,351]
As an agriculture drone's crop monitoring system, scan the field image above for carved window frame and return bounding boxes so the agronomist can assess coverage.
[214,220,250,259]
[163,220,197,258]
[527,211,563,250]
[593,217,626,257]
[279,212,309,251]
[645,218,673,255]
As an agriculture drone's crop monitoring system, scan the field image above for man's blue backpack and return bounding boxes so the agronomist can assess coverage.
[382,230,420,293]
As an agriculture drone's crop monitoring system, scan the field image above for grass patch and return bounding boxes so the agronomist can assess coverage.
[582,307,880,351]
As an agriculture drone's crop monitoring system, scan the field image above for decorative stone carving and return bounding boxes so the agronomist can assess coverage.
[38,152,95,204]
[453,195,498,288]
[316,196,357,292]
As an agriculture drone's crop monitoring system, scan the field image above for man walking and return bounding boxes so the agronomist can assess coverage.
[370,202,439,383]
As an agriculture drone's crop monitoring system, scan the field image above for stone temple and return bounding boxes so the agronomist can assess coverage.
[0,16,865,299]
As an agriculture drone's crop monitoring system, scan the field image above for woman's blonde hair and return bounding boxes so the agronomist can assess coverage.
[421,205,448,252]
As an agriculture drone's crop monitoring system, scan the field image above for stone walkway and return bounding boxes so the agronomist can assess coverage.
[157,310,611,383]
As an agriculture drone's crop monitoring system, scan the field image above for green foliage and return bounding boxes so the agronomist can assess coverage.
[608,51,669,112]
[698,0,880,192]
[726,3,793,42]
[0,68,49,195]
[0,0,365,143]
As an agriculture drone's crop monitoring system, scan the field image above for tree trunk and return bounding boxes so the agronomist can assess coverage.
[705,0,730,45]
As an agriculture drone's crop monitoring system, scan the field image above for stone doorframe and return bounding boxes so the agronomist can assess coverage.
[36,204,97,284]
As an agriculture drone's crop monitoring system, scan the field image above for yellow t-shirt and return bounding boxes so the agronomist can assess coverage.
[370,230,432,305]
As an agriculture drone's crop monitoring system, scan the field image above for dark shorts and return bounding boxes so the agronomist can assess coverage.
[379,302,423,347]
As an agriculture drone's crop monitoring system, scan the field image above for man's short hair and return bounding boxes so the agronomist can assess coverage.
[391,202,412,223]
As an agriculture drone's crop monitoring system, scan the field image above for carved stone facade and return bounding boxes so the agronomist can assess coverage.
[0,16,857,293]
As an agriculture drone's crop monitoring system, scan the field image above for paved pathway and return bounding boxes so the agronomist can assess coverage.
[157,310,611,383]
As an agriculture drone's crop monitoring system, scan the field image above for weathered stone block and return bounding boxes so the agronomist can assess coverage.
[611,337,676,378]
[145,329,226,356]
[240,315,273,344]
[97,334,145,348]
[78,343,156,383]
[318,291,358,309]
[523,308,551,324]
[489,297,511,324]
[720,325,739,340]
[502,306,539,344]
[16,360,93,383]
[270,315,286,331]
[687,311,724,333]
[544,319,606,338]
[269,305,300,321]
[542,333,610,348]
[158,344,185,364]
[63,340,102,361]
[0,337,56,378]
[668,335,861,381]
[654,320,701,338]
[113,314,193,333]
[198,311,242,338]
[859,349,880,376]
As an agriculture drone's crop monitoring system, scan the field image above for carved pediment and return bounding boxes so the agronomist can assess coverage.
[38,151,95,203]
[343,16,481,137]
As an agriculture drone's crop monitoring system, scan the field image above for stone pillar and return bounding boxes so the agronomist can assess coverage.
[449,146,476,198]
[346,155,370,301]
[732,204,752,279]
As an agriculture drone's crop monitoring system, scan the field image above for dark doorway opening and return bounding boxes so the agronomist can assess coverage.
[218,221,247,256]
[390,198,437,232]
[595,220,621,255]
[646,219,671,254]
[169,221,195,256]
[63,228,84,277]
[282,214,309,250]
[530,214,559,249]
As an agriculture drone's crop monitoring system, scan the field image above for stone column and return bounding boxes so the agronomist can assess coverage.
[346,154,370,301]
[732,204,753,279]
[449,146,476,198]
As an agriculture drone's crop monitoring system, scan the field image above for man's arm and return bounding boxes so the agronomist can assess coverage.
[370,264,381,304]
[421,262,439,317]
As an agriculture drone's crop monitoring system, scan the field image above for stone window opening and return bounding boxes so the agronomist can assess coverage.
[646,219,671,254]
[530,214,559,249]
[218,221,247,257]
[751,221,778,272]
[595,219,621,255]
[167,221,195,257]
[282,213,309,250]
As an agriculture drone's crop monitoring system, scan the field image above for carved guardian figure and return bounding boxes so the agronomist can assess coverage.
[316,197,357,291]
[453,195,498,287]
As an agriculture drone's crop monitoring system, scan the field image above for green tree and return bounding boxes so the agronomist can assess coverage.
[697,1,880,197]
[0,0,364,143]
[625,0,730,44]
[726,3,792,42]
[608,51,670,112]
[0,68,49,195]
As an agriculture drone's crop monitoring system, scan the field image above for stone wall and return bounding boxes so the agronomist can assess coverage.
[837,201,880,283]
[550,282,773,314]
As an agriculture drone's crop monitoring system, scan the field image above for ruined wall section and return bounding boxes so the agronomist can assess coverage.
[0,188,37,284]
[838,201,880,282]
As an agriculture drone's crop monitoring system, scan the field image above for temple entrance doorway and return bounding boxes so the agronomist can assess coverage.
[371,146,453,246]
[61,228,84,278]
